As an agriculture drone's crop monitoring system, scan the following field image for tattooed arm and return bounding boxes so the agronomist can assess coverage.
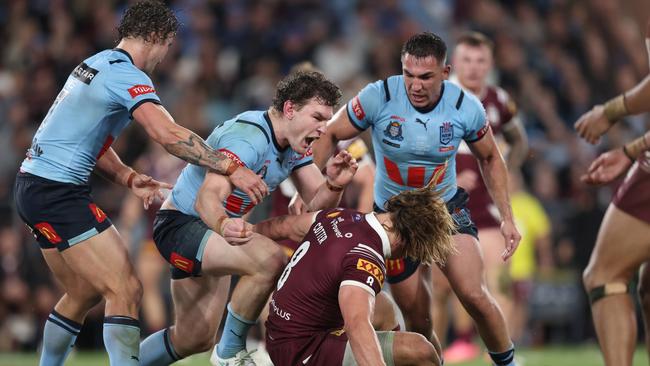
[132,102,268,203]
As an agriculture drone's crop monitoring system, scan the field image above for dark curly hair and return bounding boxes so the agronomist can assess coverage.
[271,70,341,112]
[401,32,448,64]
[117,0,179,44]
[385,187,457,265]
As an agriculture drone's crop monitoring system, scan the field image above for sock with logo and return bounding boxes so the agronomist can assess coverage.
[216,303,256,358]
[39,310,82,366]
[140,328,182,366]
[488,344,516,366]
[103,316,141,366]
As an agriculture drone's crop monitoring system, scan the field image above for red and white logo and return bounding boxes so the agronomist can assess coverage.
[351,96,365,120]
[128,84,156,98]
[475,123,490,140]
[218,149,245,167]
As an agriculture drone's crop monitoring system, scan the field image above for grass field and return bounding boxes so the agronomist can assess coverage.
[0,345,647,366]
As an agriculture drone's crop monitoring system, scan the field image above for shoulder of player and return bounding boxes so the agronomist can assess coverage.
[219,111,272,145]
[445,81,484,115]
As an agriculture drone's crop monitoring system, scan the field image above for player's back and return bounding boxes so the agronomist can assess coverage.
[20,49,160,185]
[266,208,390,364]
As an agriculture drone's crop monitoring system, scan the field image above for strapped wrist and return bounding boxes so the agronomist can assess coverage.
[326,179,344,192]
[225,160,240,176]
[603,94,628,123]
[215,215,229,236]
[623,133,650,161]
[126,171,137,189]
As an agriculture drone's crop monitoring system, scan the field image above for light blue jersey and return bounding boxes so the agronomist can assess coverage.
[171,111,313,218]
[20,49,161,184]
[347,77,488,206]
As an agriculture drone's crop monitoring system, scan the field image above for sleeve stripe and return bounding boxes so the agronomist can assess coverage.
[340,280,376,296]
[235,120,270,144]
[455,90,465,110]
[346,106,367,131]
[291,160,313,172]
[465,124,491,143]
[383,79,391,102]
[129,98,161,117]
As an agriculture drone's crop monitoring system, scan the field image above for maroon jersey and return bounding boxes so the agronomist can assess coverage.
[456,85,517,229]
[612,152,650,224]
[266,208,390,366]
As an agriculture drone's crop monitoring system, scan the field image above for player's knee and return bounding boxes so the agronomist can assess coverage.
[106,273,143,306]
[582,267,597,291]
[457,286,494,317]
[408,333,438,364]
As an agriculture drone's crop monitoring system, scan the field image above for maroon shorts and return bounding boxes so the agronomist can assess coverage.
[612,159,650,225]
[267,331,347,366]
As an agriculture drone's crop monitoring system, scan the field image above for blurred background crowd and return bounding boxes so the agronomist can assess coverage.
[0,0,649,355]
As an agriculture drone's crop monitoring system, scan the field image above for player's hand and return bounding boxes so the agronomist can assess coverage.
[130,174,173,210]
[229,166,269,205]
[456,170,479,192]
[220,218,253,245]
[500,220,521,261]
[325,150,359,187]
[574,104,612,144]
[288,193,307,215]
[581,148,633,185]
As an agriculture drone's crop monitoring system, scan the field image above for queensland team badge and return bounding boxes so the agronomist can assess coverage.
[439,121,453,144]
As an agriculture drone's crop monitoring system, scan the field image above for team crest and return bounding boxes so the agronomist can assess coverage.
[383,121,404,141]
[257,160,270,179]
[439,121,453,145]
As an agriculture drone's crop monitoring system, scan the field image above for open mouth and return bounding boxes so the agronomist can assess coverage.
[305,136,320,145]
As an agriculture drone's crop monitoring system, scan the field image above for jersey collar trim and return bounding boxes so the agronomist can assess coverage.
[408,82,445,114]
[365,213,391,258]
[263,111,288,152]
[113,48,134,64]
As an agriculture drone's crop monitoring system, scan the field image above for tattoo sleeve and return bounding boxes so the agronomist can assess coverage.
[163,133,231,173]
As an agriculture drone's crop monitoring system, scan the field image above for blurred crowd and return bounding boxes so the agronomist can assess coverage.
[0,0,649,353]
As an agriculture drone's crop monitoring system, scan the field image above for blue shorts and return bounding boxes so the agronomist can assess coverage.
[14,172,113,251]
[152,209,213,280]
[376,188,479,284]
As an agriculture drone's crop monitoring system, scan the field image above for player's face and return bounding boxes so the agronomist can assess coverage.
[402,53,450,109]
[145,36,174,73]
[287,98,333,154]
[452,44,492,93]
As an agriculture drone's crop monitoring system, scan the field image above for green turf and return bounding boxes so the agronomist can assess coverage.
[0,345,647,366]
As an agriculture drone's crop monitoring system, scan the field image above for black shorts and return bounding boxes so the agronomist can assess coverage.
[375,188,479,284]
[14,172,113,251]
[153,209,213,280]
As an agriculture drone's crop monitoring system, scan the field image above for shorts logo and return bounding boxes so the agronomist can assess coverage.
[351,96,365,120]
[439,121,453,145]
[452,207,472,228]
[128,84,156,98]
[34,222,62,244]
[356,258,384,285]
[170,252,194,273]
[218,149,245,167]
[383,121,403,141]
[89,204,107,223]
[386,258,405,277]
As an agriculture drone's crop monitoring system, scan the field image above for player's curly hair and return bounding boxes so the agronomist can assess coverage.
[401,32,447,64]
[272,70,341,112]
[117,0,179,44]
[384,188,457,265]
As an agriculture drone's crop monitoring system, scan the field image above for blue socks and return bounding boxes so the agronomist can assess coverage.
[103,316,141,366]
[216,303,256,358]
[140,328,182,366]
[489,344,516,366]
[39,310,81,366]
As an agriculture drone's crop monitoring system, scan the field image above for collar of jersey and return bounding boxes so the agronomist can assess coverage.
[408,82,445,114]
[263,111,288,152]
[112,48,135,64]
[365,213,391,258]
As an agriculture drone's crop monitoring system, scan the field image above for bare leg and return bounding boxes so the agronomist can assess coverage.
[583,205,650,366]
[372,292,399,331]
[392,332,441,366]
[430,265,452,346]
[137,241,167,332]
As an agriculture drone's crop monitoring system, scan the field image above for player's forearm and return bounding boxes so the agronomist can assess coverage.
[305,181,344,212]
[478,153,514,223]
[345,319,386,366]
[195,189,229,233]
[624,75,650,115]
[254,214,310,242]
[95,148,135,188]
[312,132,338,169]
[161,127,237,175]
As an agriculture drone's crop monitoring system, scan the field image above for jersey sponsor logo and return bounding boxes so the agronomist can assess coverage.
[270,298,291,321]
[127,84,156,98]
[415,117,429,130]
[330,217,344,238]
[386,258,405,277]
[88,204,107,223]
[170,252,194,273]
[351,96,365,120]
[218,148,245,167]
[439,121,453,144]
[34,222,62,244]
[357,258,384,285]
[72,62,99,85]
[326,210,342,218]
[439,146,455,152]
[383,121,404,141]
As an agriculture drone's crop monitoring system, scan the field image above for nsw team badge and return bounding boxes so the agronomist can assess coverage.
[439,121,453,145]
